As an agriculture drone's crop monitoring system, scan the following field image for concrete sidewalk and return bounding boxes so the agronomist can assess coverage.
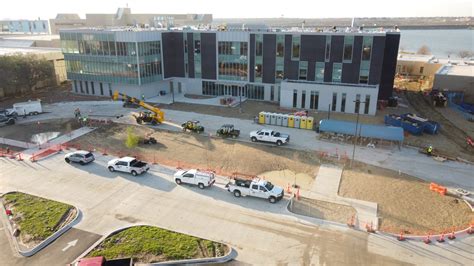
[306,165,379,230]
[0,137,36,149]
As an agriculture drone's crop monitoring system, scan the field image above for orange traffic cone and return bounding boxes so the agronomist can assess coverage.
[295,188,300,200]
[424,233,431,244]
[437,233,445,243]
[397,231,405,241]
[286,183,292,194]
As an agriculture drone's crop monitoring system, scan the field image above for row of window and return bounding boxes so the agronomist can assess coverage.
[218,42,248,56]
[61,40,161,57]
[66,60,162,80]
[218,62,248,80]
[202,81,264,100]
[73,80,112,96]
[292,90,371,114]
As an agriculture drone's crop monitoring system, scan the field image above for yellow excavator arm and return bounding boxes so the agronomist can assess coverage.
[112,91,164,123]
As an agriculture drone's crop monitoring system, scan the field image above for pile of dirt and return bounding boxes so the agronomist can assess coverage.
[71,123,320,177]
[339,163,474,234]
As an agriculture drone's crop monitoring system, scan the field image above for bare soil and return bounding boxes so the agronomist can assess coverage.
[259,169,316,192]
[0,84,109,109]
[290,197,357,224]
[0,118,80,143]
[339,163,474,235]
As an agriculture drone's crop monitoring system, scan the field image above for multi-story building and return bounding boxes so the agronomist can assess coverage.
[0,19,50,34]
[60,27,400,115]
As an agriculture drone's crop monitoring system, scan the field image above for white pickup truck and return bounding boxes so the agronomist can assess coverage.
[174,169,216,189]
[250,129,290,146]
[225,178,284,203]
[107,157,150,176]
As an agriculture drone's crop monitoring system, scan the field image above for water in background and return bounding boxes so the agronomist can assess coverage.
[399,29,473,59]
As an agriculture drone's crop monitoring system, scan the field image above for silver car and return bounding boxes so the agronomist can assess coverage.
[64,150,95,165]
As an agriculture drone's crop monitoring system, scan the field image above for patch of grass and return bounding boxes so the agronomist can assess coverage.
[3,192,72,241]
[88,226,226,263]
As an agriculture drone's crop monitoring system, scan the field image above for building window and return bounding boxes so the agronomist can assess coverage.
[292,36,300,60]
[293,90,298,108]
[99,83,104,95]
[271,86,275,101]
[364,95,370,114]
[301,90,306,109]
[355,94,361,113]
[341,93,346,112]
[343,36,354,62]
[359,61,370,84]
[240,42,248,56]
[91,82,95,95]
[310,91,319,110]
[332,93,337,111]
[315,62,325,82]
[420,66,424,74]
[244,84,264,100]
[108,83,112,97]
[332,63,342,82]
[276,67,284,80]
[299,61,308,80]
[255,64,262,79]
[79,81,84,93]
[74,80,78,93]
[255,34,263,56]
[194,40,201,54]
[325,36,331,62]
[362,36,372,61]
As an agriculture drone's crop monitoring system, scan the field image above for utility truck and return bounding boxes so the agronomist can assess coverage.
[225,174,284,203]
[250,129,289,146]
[174,169,215,189]
[107,157,150,176]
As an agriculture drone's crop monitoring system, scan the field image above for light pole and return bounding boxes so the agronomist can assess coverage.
[350,100,366,168]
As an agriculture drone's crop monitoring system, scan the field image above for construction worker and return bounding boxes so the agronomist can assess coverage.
[427,145,433,156]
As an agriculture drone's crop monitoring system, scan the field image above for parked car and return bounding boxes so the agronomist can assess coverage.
[225,177,284,203]
[250,129,290,146]
[107,157,150,176]
[0,108,18,119]
[174,169,215,189]
[64,150,95,165]
[0,115,15,126]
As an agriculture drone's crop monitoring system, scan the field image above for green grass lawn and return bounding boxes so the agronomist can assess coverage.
[88,226,227,263]
[3,192,72,241]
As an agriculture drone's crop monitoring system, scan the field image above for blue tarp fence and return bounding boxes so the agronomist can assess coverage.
[319,119,404,142]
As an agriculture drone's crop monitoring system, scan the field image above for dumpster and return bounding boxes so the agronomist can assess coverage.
[300,116,307,129]
[294,116,301,128]
[276,114,283,126]
[306,116,314,130]
[258,112,265,124]
[264,112,271,124]
[282,115,289,127]
[288,115,295,127]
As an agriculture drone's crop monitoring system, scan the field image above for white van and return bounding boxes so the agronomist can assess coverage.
[174,169,216,189]
[13,100,42,116]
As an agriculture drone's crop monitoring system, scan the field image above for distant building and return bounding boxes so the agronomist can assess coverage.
[50,8,212,34]
[396,53,443,90]
[60,27,400,115]
[433,64,474,103]
[0,19,50,34]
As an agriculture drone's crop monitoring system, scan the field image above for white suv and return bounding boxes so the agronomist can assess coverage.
[174,169,216,189]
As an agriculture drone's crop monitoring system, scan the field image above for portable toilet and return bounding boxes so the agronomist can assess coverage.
[306,116,314,130]
[300,116,307,129]
[269,113,276,125]
[258,112,265,124]
[264,112,271,124]
[288,115,295,127]
[276,114,283,126]
[282,115,289,127]
[294,116,301,128]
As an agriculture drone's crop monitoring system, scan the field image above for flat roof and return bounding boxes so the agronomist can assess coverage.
[0,34,60,41]
[0,46,61,55]
[397,53,436,63]
[437,64,474,77]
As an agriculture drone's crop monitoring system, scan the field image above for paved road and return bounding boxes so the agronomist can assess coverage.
[0,226,101,266]
[18,100,474,190]
[1,154,472,265]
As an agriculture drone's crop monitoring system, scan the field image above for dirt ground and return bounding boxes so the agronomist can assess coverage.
[70,123,320,177]
[0,119,80,143]
[260,169,316,192]
[339,163,474,234]
[0,84,109,109]
[290,197,357,224]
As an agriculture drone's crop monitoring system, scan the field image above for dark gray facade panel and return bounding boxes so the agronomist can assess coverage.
[307,61,315,81]
[324,62,333,82]
[368,36,385,86]
[262,34,276,84]
[249,34,255,82]
[379,33,400,100]
[284,35,299,80]
[201,33,217,80]
[341,36,362,84]
[300,35,326,62]
[330,35,344,63]
[187,33,195,78]
[162,32,185,78]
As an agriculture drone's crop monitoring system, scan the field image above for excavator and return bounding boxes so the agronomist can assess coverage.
[112,91,164,125]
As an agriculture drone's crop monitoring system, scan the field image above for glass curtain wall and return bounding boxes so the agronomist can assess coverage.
[275,35,284,81]
[255,34,263,82]
[218,41,248,81]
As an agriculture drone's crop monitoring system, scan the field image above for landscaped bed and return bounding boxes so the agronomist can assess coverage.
[2,192,75,248]
[87,225,228,263]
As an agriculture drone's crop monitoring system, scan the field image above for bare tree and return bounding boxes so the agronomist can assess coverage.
[417,45,431,55]
[458,50,473,59]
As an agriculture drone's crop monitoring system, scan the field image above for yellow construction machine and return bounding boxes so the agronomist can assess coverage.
[112,91,164,125]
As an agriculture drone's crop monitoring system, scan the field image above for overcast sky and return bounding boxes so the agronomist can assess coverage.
[1,0,472,20]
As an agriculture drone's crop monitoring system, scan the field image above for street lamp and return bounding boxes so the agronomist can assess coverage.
[350,100,366,168]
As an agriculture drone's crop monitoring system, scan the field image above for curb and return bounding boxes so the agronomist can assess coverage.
[71,224,236,265]
[0,191,82,257]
